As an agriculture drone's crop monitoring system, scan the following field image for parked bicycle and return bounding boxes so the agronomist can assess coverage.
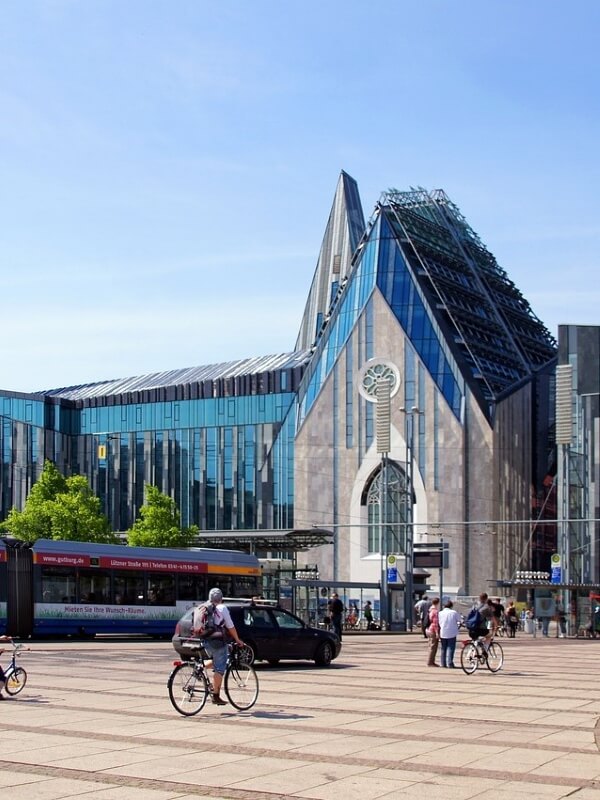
[460,637,504,675]
[1,641,29,696]
[168,642,259,716]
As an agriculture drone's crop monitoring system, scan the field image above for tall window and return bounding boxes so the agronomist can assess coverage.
[366,462,409,554]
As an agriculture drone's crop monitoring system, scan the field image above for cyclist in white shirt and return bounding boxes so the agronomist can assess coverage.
[200,588,244,706]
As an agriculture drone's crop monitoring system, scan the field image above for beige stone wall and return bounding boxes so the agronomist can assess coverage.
[295,289,523,596]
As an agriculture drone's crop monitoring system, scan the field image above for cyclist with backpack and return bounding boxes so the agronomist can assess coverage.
[192,587,244,706]
[465,593,497,648]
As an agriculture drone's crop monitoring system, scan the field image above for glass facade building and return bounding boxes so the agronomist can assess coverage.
[0,172,559,594]
[0,354,308,533]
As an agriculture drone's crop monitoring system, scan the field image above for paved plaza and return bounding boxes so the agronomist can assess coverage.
[1,632,600,799]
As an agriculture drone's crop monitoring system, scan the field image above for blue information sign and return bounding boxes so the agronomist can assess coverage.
[551,566,562,584]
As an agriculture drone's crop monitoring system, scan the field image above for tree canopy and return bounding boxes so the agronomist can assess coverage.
[127,484,198,548]
[0,460,115,543]
[127,483,198,547]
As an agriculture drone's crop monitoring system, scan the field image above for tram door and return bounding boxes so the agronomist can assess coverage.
[6,545,33,637]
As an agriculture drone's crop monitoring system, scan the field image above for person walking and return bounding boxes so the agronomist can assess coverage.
[506,601,518,638]
[427,597,441,667]
[363,600,375,630]
[555,599,567,638]
[415,594,431,639]
[438,600,461,668]
[329,592,344,640]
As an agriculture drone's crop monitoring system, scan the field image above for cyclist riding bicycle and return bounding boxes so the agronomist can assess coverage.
[194,588,244,706]
[0,635,12,699]
[469,593,498,648]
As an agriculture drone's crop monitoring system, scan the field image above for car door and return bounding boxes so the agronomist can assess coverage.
[242,607,279,661]
[270,608,310,660]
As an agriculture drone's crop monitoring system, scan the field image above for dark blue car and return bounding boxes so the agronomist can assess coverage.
[172,599,341,666]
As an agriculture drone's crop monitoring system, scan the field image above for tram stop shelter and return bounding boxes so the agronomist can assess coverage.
[495,579,600,636]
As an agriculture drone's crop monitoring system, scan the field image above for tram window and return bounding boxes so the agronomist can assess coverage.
[79,569,111,603]
[178,575,207,601]
[210,576,233,598]
[114,572,145,605]
[147,574,175,605]
[235,576,260,597]
[41,567,76,603]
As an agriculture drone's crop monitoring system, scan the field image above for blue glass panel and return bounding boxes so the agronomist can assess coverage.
[296,221,379,430]
[376,217,464,420]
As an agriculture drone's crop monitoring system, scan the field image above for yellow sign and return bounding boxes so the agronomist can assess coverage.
[97,445,107,460]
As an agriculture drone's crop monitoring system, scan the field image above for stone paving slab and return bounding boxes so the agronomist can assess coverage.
[1,634,600,799]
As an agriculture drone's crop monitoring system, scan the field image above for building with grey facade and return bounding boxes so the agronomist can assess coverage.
[556,325,600,587]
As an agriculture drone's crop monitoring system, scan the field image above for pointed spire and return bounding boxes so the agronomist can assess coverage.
[295,171,365,350]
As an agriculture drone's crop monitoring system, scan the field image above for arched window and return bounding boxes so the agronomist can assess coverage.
[365,462,409,555]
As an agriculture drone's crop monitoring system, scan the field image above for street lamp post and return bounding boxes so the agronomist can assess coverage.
[400,405,422,631]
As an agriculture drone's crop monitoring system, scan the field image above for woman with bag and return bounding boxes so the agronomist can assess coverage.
[506,601,519,638]
[427,597,441,667]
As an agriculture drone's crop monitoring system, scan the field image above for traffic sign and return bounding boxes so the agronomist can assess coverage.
[550,553,562,584]
[386,554,398,583]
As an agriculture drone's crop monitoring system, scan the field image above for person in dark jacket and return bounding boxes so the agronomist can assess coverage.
[329,593,344,640]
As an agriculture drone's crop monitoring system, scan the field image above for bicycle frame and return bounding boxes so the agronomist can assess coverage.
[2,644,23,680]
[1,642,29,696]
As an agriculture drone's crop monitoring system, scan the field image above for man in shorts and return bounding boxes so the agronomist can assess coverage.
[470,592,498,648]
[200,588,244,706]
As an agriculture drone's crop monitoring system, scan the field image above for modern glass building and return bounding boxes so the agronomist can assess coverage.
[0,172,559,603]
[0,354,308,535]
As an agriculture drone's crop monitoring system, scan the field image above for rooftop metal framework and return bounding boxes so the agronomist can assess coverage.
[191,528,334,553]
[42,351,311,406]
[380,188,557,403]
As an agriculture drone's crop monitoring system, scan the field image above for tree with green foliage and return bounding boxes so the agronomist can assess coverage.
[127,485,198,548]
[0,460,115,543]
[47,476,115,543]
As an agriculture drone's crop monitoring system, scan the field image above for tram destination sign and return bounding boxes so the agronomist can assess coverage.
[413,550,443,568]
[413,542,449,569]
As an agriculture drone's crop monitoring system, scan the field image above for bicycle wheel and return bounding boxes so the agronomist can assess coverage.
[460,643,479,674]
[486,642,504,673]
[168,662,209,716]
[4,667,27,695]
[224,662,259,710]
[237,643,255,666]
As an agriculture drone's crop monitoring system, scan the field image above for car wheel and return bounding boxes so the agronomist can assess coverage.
[267,658,280,666]
[242,641,257,665]
[315,640,333,666]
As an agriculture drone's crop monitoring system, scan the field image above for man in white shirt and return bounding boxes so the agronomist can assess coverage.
[199,588,244,705]
[438,600,462,668]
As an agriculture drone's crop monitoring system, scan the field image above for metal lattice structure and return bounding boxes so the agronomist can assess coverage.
[380,188,556,406]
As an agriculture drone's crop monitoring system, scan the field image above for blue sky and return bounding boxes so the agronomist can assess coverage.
[2,1,598,393]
